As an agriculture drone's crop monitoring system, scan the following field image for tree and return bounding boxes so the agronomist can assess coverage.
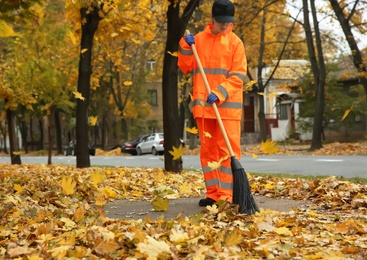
[0,0,43,164]
[301,0,327,150]
[236,0,307,141]
[162,0,200,173]
[329,0,367,133]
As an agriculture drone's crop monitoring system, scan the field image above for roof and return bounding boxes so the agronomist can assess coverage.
[264,60,310,81]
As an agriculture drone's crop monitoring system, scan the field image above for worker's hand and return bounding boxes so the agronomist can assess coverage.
[207,93,219,104]
[185,34,195,46]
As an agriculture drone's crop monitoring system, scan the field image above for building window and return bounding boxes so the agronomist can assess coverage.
[147,60,156,69]
[148,90,158,106]
[279,104,289,120]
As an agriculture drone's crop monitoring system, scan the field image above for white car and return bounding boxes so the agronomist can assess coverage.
[136,133,164,156]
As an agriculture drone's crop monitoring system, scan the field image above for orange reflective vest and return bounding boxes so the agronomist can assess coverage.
[178,23,247,120]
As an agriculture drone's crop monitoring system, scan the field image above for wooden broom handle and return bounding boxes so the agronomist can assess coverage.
[185,30,235,157]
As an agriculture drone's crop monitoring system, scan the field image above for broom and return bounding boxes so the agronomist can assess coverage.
[186,30,259,215]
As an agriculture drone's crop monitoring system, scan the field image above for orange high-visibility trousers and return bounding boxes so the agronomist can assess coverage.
[196,117,241,203]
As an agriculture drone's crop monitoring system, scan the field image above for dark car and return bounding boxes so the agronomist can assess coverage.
[64,140,96,156]
[121,134,150,155]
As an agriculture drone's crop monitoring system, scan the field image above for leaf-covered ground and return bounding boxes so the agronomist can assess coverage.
[1,162,367,259]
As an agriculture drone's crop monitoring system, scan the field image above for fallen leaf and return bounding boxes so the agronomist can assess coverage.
[151,196,169,212]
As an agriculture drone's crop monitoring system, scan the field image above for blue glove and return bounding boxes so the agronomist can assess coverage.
[207,93,219,104]
[185,34,195,46]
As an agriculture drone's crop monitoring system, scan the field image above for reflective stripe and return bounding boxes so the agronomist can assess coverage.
[219,181,233,189]
[202,166,214,173]
[179,46,193,56]
[205,178,219,187]
[217,85,228,99]
[220,165,232,175]
[192,99,242,109]
[229,72,246,82]
[193,67,230,77]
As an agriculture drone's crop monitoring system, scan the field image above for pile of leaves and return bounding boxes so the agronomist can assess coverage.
[242,141,367,156]
[1,164,367,259]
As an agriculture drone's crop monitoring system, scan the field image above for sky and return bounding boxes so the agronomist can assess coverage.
[286,0,367,55]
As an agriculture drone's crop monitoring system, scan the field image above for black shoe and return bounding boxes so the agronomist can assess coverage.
[199,198,216,207]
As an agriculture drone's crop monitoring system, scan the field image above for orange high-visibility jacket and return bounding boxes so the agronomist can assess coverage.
[178,23,247,121]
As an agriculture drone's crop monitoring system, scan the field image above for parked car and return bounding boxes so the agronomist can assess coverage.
[64,140,96,156]
[136,133,164,156]
[121,134,150,155]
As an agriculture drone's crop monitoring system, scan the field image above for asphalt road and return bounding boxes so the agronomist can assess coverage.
[0,154,366,178]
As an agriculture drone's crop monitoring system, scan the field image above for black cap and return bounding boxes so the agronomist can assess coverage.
[212,0,235,23]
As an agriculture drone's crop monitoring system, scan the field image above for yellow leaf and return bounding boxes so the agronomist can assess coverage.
[95,240,120,254]
[268,93,278,98]
[206,204,218,214]
[13,151,24,155]
[341,109,351,121]
[204,131,212,138]
[169,228,189,243]
[14,184,23,194]
[105,186,118,198]
[252,154,258,159]
[208,160,221,170]
[341,102,356,121]
[151,196,169,211]
[274,227,293,236]
[224,229,243,247]
[73,208,85,223]
[28,256,43,260]
[220,35,228,45]
[143,30,155,41]
[0,21,17,37]
[245,80,257,88]
[185,127,198,135]
[95,194,107,206]
[169,145,183,160]
[62,176,76,195]
[260,139,279,154]
[73,91,85,101]
[48,245,70,259]
[137,236,171,259]
[60,218,77,229]
[123,81,133,86]
[167,51,178,57]
[81,48,88,53]
[110,32,118,38]
[114,59,122,66]
[90,172,105,185]
[67,30,76,44]
[89,116,98,126]
[258,92,265,96]
[132,38,141,44]
[58,231,76,245]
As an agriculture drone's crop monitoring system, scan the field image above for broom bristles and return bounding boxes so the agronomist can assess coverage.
[231,156,259,215]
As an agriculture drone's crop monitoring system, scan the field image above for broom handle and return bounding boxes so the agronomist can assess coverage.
[186,30,235,157]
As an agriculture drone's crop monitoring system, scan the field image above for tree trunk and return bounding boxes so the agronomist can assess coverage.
[6,108,21,164]
[257,9,267,141]
[18,118,28,153]
[55,108,62,154]
[47,105,56,165]
[76,6,101,168]
[39,118,44,150]
[163,1,183,172]
[0,124,8,153]
[303,0,326,151]
[329,0,367,134]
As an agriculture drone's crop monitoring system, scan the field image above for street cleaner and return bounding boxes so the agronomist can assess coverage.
[178,0,247,207]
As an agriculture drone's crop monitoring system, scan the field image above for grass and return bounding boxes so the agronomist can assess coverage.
[253,172,367,184]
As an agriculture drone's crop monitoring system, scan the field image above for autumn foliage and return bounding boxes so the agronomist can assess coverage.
[1,162,367,258]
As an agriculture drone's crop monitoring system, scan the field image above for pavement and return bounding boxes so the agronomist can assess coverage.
[103,195,313,220]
